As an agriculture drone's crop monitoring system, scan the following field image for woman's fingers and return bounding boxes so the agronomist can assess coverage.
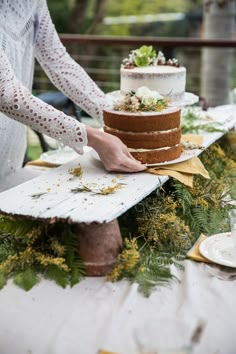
[86,127,147,172]
[102,152,146,172]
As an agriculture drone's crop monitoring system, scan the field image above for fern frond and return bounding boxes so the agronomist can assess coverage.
[172,182,193,215]
[0,216,37,239]
[44,264,69,288]
[0,234,21,262]
[136,266,177,297]
[0,272,7,289]
[13,268,39,291]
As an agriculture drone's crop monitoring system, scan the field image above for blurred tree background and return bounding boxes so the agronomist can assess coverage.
[44,0,236,100]
[47,0,203,36]
[45,0,205,96]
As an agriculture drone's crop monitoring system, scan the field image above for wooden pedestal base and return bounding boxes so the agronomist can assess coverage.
[74,219,123,276]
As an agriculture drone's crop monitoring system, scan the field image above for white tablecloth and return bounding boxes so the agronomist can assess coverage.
[0,261,236,354]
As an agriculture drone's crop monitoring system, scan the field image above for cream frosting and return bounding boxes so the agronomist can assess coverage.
[120,66,186,101]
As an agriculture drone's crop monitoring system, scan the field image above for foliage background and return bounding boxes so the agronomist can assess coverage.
[47,0,203,35]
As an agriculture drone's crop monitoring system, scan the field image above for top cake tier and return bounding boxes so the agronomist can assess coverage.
[120,65,186,102]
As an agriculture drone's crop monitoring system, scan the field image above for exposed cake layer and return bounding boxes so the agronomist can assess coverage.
[103,107,181,132]
[130,145,182,164]
[104,126,181,149]
[103,107,182,164]
[120,66,186,101]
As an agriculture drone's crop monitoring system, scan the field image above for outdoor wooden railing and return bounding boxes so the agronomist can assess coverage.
[34,35,236,97]
[60,34,236,48]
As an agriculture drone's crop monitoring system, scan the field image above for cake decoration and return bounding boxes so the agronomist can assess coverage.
[120,45,186,101]
[122,45,180,69]
[102,46,188,164]
[113,86,169,113]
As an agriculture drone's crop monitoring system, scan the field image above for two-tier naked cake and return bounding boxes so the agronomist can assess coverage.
[104,46,186,164]
[120,45,186,102]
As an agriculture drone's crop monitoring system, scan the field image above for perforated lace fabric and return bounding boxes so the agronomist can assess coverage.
[0,0,112,178]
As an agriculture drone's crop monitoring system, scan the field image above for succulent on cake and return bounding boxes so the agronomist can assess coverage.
[122,45,180,68]
[114,86,169,112]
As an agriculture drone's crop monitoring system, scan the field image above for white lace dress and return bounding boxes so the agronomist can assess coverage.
[0,0,111,179]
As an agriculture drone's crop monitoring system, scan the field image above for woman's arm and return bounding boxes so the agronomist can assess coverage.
[0,50,145,172]
[0,50,87,154]
[35,0,112,126]
[33,1,145,172]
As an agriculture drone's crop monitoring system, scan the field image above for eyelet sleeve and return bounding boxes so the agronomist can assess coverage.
[35,0,112,127]
[0,50,87,154]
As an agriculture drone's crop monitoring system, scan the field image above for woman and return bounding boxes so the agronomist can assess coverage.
[0,0,145,186]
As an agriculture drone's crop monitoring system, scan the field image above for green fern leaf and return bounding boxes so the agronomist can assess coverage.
[172,182,192,214]
[44,265,69,288]
[70,267,84,287]
[136,266,177,297]
[0,216,38,239]
[13,268,39,291]
[0,272,7,289]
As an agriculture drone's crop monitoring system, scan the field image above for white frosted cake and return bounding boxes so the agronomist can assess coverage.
[121,65,186,102]
[120,45,186,102]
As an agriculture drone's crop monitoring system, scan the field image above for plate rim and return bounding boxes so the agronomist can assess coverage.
[40,149,79,165]
[40,146,92,165]
[90,148,201,167]
[199,232,236,268]
[144,148,201,167]
[106,91,199,108]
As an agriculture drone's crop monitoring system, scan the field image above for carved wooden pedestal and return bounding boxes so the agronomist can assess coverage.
[75,219,123,276]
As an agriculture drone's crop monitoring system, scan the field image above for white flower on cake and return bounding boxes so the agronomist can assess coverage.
[114,86,169,113]
[135,86,164,104]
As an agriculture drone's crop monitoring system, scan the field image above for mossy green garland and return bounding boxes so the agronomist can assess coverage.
[109,138,236,295]
[0,219,85,290]
[0,134,235,294]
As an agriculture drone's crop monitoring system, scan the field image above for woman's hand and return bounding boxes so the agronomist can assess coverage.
[86,126,147,172]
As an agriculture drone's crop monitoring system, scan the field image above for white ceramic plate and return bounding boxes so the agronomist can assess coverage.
[106,91,199,107]
[171,92,199,107]
[40,147,92,165]
[90,148,201,167]
[199,232,236,268]
[144,148,201,167]
[40,149,78,165]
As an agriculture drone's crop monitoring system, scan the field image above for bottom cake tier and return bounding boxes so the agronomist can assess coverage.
[129,144,182,164]
[103,107,182,164]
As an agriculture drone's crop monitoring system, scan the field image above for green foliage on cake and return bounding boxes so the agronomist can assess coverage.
[122,45,180,68]
[132,45,156,67]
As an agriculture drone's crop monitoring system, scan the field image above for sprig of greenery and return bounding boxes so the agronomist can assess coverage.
[31,192,48,199]
[71,183,123,195]
[133,45,156,67]
[0,217,85,290]
[112,141,235,295]
[181,107,226,134]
